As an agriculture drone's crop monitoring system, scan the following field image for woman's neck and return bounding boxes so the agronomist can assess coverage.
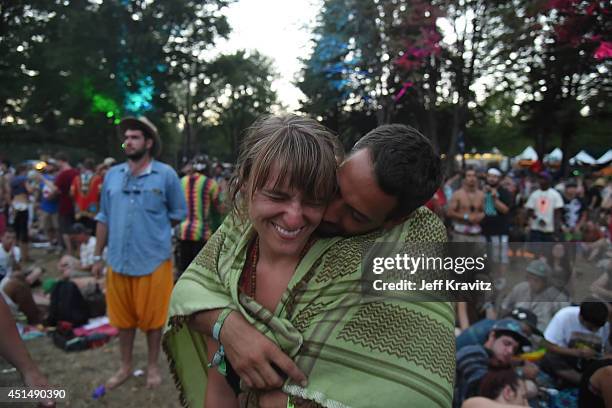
[257,240,304,271]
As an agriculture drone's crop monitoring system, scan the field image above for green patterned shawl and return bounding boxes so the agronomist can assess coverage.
[163,207,455,408]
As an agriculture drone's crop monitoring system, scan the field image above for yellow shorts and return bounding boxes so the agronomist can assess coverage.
[106,260,173,331]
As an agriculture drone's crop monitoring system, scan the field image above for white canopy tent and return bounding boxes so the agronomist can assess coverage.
[596,149,612,165]
[569,150,596,165]
[515,146,538,161]
[544,147,563,163]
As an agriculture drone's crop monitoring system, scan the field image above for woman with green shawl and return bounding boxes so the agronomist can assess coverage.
[164,115,455,407]
[169,114,339,406]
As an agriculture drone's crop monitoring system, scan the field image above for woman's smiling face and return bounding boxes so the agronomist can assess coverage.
[248,165,326,259]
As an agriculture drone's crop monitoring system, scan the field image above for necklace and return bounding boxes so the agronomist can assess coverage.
[239,236,314,300]
[249,238,259,298]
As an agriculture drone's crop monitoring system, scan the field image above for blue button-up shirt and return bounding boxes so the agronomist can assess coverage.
[95,160,187,276]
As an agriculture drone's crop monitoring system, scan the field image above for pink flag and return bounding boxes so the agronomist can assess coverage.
[594,42,612,59]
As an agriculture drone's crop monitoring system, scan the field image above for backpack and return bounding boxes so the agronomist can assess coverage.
[46,280,89,327]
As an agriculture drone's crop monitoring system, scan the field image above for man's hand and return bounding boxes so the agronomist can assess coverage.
[574,347,596,359]
[522,361,539,379]
[219,312,307,390]
[22,367,55,407]
[91,260,104,279]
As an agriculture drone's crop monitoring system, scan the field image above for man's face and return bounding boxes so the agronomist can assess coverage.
[565,186,577,199]
[538,177,550,190]
[526,273,546,293]
[490,333,520,364]
[319,149,397,236]
[72,232,88,244]
[579,316,602,333]
[123,129,151,160]
[486,173,500,187]
[464,170,478,188]
[1,232,15,250]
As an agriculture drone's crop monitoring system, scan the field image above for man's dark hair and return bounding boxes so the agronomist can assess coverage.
[479,368,521,400]
[352,124,441,219]
[69,223,91,236]
[462,166,477,178]
[2,226,16,236]
[55,152,69,163]
[580,301,609,328]
[83,158,95,171]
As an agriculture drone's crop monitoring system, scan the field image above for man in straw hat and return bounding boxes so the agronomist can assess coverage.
[92,116,186,389]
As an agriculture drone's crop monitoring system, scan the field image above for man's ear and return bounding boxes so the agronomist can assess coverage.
[145,138,154,151]
[501,384,515,403]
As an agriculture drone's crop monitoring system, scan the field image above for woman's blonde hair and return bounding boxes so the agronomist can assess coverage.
[230,114,342,217]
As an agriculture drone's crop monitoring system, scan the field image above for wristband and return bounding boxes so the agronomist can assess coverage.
[92,255,102,262]
[212,308,233,342]
[207,345,227,376]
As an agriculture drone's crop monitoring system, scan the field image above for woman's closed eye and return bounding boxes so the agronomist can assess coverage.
[304,199,326,208]
[262,190,289,201]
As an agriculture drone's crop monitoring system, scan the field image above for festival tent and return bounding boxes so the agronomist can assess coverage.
[569,150,596,165]
[515,146,538,161]
[544,147,563,164]
[596,149,612,165]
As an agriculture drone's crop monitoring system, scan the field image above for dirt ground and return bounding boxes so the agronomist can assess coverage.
[0,247,182,407]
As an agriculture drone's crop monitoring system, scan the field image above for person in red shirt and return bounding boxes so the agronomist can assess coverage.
[70,158,102,232]
[51,152,79,254]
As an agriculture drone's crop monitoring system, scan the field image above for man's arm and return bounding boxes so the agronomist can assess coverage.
[591,273,612,300]
[491,189,510,214]
[166,170,187,226]
[0,297,53,407]
[446,192,463,221]
[188,309,307,390]
[91,222,107,278]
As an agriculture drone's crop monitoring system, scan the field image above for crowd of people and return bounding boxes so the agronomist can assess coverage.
[427,164,612,407]
[0,113,611,408]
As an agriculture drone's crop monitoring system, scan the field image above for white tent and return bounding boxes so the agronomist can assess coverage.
[515,146,538,161]
[544,147,563,163]
[569,150,596,165]
[596,149,612,165]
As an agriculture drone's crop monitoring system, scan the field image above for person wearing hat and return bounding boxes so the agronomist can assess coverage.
[456,307,543,351]
[482,168,513,285]
[92,116,187,390]
[455,318,532,407]
[501,259,569,332]
[525,171,564,243]
[176,156,223,276]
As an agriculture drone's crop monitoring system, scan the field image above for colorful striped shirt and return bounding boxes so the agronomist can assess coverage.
[178,173,220,242]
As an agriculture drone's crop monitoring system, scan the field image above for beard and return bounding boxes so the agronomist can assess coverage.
[126,146,148,161]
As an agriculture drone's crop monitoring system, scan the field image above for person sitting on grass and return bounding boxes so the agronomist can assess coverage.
[454,319,533,408]
[539,301,611,388]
